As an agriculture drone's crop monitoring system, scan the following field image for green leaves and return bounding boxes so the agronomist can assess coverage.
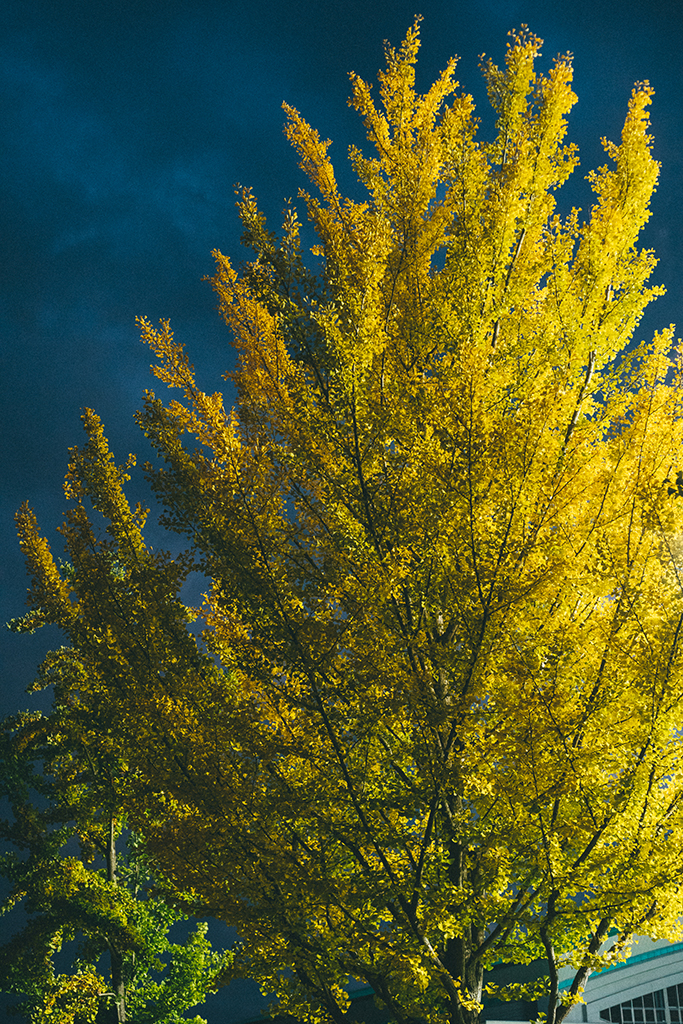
[0,706,232,1024]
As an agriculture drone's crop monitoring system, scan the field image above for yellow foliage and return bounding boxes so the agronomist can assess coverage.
[13,21,683,1024]
[31,970,105,1024]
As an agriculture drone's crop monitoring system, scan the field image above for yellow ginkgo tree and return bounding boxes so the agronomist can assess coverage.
[11,22,683,1024]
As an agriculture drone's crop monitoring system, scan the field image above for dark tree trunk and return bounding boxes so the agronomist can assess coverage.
[443,840,485,1024]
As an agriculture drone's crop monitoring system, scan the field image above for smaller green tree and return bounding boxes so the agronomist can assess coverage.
[0,694,232,1024]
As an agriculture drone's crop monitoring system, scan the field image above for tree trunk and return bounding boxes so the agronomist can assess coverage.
[444,839,485,1024]
[106,817,127,1024]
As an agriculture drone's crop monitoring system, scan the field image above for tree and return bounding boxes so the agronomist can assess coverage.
[0,701,231,1024]
[10,20,683,1024]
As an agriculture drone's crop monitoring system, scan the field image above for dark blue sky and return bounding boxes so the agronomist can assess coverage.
[1,0,682,1017]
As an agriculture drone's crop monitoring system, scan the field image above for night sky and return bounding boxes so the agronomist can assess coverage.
[1,0,682,1019]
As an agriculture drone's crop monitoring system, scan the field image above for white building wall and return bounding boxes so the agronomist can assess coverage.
[489,936,683,1024]
[561,936,683,1022]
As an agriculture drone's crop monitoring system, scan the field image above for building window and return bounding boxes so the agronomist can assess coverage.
[667,985,683,1023]
[600,987,683,1024]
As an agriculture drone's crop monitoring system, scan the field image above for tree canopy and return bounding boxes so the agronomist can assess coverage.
[0,702,231,1024]
[9,21,683,1024]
